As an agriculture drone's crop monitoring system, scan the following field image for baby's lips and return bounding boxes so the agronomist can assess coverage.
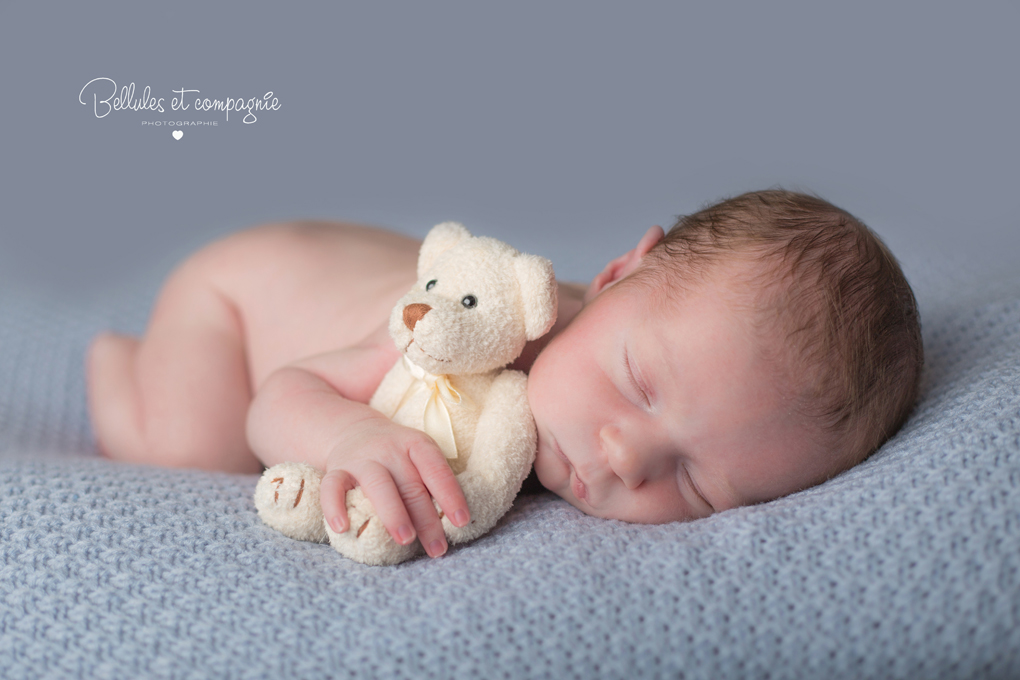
[571,471,588,502]
[550,437,591,503]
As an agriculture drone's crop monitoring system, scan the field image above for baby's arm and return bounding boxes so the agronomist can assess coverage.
[246,328,470,558]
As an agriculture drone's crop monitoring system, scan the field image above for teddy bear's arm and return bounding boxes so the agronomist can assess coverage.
[442,369,536,545]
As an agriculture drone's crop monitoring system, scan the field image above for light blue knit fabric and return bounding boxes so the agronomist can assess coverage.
[1,253,1018,680]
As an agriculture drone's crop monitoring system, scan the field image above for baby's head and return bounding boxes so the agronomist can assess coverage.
[528,189,923,522]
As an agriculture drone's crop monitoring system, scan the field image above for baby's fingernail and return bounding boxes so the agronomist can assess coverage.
[397,525,415,544]
[428,539,447,558]
[453,510,469,527]
[328,516,345,534]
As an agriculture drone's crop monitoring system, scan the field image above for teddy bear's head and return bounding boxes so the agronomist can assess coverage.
[389,222,557,376]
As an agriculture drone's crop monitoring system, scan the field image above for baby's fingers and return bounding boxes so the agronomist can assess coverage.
[408,439,470,529]
[320,469,356,535]
[395,464,450,558]
[359,456,454,558]
[356,461,419,547]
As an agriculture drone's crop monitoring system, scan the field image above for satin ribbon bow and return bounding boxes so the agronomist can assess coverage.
[393,356,463,459]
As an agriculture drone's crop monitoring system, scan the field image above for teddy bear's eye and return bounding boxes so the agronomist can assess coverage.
[461,295,477,309]
[426,279,437,291]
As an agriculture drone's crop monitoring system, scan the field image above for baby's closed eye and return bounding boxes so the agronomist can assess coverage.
[679,465,715,514]
[622,344,651,409]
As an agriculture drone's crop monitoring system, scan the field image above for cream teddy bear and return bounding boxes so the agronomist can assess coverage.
[254,222,557,565]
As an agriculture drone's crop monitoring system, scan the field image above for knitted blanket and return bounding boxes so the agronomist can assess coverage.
[1,250,1018,680]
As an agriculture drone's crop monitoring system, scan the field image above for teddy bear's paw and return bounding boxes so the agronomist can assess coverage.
[341,486,376,541]
[439,470,516,545]
[254,462,328,543]
[324,486,422,566]
[440,512,484,545]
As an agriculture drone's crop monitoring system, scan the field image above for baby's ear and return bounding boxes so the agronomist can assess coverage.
[585,225,664,303]
[418,222,472,278]
[513,253,558,341]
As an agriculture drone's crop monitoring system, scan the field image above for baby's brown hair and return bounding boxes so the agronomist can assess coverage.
[641,189,923,472]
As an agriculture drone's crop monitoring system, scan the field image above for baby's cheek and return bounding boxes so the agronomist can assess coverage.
[526,367,560,428]
[532,444,564,493]
[532,440,551,481]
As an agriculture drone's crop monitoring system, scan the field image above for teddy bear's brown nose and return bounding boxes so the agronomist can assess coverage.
[403,303,432,331]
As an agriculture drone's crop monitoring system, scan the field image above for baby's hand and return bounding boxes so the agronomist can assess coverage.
[319,411,470,558]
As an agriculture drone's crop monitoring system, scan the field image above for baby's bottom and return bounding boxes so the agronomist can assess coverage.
[87,258,263,474]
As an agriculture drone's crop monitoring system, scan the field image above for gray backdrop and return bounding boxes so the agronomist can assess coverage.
[0,1,1017,300]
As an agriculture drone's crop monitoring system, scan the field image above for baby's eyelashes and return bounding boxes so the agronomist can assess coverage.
[679,465,715,514]
[623,347,651,409]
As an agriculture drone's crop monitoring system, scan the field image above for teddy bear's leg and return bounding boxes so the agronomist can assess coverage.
[254,462,329,543]
[442,370,536,546]
[324,487,422,566]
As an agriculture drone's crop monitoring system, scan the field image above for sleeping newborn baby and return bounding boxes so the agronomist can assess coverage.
[87,189,923,558]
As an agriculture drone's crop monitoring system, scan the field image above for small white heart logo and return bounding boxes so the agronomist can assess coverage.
[172,130,183,140]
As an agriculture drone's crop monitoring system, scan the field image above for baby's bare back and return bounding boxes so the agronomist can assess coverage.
[190,220,421,390]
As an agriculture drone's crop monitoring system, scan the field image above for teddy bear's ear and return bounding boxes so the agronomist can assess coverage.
[513,253,558,341]
[418,222,473,278]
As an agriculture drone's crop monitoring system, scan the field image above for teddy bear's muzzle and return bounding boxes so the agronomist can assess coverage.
[403,303,432,331]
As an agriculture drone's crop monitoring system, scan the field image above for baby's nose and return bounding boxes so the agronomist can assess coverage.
[403,303,432,331]
[601,425,644,490]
